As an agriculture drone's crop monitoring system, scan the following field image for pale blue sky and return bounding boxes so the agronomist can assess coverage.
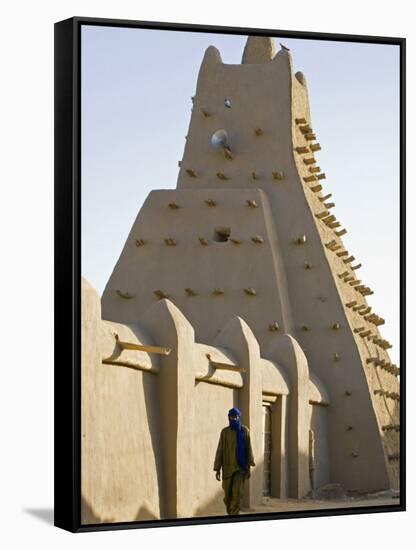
[81,25,400,363]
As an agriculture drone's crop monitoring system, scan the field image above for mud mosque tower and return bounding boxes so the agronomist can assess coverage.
[81,36,400,523]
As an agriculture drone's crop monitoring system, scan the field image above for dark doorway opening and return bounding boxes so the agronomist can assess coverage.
[263,403,272,496]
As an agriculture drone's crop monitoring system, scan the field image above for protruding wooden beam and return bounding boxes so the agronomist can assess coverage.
[351,263,362,270]
[205,199,217,207]
[213,288,225,295]
[303,157,316,165]
[336,251,349,257]
[358,286,372,294]
[154,289,169,300]
[186,169,197,178]
[373,317,385,326]
[343,255,355,264]
[272,170,285,180]
[316,210,329,219]
[244,288,257,296]
[224,147,233,160]
[361,288,373,296]
[135,239,146,247]
[164,238,177,246]
[316,173,326,180]
[217,172,229,180]
[310,184,323,192]
[327,221,341,229]
[324,202,335,209]
[198,237,209,246]
[388,454,400,461]
[115,334,171,356]
[295,146,309,154]
[295,117,307,124]
[116,290,135,300]
[246,199,258,208]
[382,424,400,432]
[304,133,316,141]
[304,175,317,183]
[185,288,198,296]
[319,193,332,202]
[335,228,347,237]
[206,353,245,373]
[310,143,321,152]
[299,124,312,134]
[254,127,263,136]
[168,202,180,209]
[269,322,280,332]
[251,235,265,243]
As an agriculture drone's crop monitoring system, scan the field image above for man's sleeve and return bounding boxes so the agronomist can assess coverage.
[213,430,223,471]
[245,427,256,467]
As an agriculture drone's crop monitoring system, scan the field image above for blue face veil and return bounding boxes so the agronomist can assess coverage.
[228,407,248,471]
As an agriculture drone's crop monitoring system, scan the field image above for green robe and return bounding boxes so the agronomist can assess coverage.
[213,425,255,479]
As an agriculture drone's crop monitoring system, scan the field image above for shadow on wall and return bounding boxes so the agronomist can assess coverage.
[135,505,160,521]
[81,495,115,525]
[82,443,385,524]
[81,495,160,525]
[141,370,167,519]
[194,458,266,518]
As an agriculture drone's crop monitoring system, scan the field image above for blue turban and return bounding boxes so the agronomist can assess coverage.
[228,408,247,471]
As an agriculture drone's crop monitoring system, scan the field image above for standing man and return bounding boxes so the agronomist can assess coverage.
[214,407,255,515]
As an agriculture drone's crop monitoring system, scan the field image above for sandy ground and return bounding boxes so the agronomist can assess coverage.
[242,492,400,514]
[196,490,400,517]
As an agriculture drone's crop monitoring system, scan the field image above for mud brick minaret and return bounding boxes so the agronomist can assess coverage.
[100,36,400,502]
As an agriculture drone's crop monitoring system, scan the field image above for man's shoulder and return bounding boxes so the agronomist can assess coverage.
[220,425,249,433]
[221,425,249,433]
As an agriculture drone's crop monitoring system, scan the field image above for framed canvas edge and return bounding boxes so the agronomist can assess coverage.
[54,16,406,534]
[54,16,81,533]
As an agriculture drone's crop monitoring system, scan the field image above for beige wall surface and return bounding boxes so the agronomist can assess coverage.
[193,382,237,516]
[101,187,289,346]
[81,279,163,524]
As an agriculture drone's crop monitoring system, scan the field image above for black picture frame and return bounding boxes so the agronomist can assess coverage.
[54,16,406,533]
